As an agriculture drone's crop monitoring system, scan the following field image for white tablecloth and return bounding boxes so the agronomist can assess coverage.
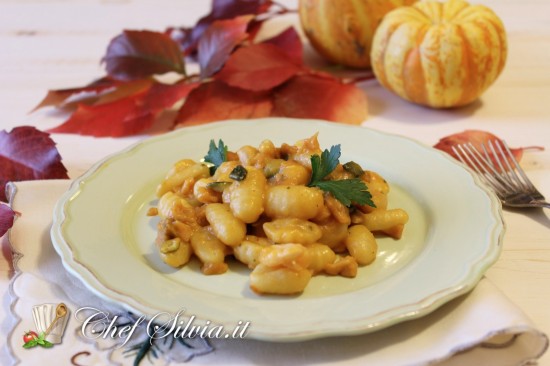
[3,180,547,365]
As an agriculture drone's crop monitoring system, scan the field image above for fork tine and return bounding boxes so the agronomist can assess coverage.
[452,140,548,209]
[454,142,529,197]
[465,143,515,193]
[452,145,476,170]
[452,144,508,195]
[495,140,538,192]
[487,140,523,191]
[452,144,485,176]
[484,141,522,191]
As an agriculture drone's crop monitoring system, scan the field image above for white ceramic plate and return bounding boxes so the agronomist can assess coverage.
[51,118,504,341]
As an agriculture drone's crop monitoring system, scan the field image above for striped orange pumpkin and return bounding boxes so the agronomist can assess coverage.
[370,0,507,108]
[299,0,416,69]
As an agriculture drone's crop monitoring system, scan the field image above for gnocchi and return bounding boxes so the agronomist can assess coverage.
[149,135,409,295]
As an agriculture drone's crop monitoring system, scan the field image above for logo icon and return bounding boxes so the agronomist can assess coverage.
[23,303,69,349]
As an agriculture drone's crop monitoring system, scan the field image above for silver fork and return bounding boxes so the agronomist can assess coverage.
[452,140,550,209]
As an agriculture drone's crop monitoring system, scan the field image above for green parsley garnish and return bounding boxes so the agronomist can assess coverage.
[204,139,227,174]
[308,145,375,208]
[310,145,341,183]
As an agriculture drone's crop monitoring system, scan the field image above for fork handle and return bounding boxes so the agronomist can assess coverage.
[532,201,550,209]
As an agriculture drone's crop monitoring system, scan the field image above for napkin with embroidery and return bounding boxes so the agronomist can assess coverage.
[3,180,548,366]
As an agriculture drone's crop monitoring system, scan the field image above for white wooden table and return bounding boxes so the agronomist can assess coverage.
[1,0,550,364]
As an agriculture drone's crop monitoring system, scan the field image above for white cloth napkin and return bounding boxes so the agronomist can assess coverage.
[3,180,548,366]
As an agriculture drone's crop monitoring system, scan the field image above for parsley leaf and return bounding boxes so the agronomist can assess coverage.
[310,144,341,182]
[204,139,227,174]
[314,179,374,207]
[308,145,375,208]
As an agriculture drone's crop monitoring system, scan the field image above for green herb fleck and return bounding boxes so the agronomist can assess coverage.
[229,165,248,181]
[206,181,232,192]
[342,161,364,177]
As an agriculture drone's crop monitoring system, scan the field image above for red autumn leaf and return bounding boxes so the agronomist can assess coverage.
[0,126,69,202]
[92,78,154,105]
[210,0,272,17]
[215,43,302,91]
[245,19,266,42]
[434,130,544,169]
[103,30,185,81]
[176,80,272,125]
[49,80,198,137]
[32,1,371,137]
[261,27,303,65]
[272,74,368,124]
[197,15,253,78]
[32,77,120,111]
[169,0,273,55]
[0,203,16,237]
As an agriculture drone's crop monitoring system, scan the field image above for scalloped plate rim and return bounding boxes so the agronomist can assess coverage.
[50,118,504,341]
